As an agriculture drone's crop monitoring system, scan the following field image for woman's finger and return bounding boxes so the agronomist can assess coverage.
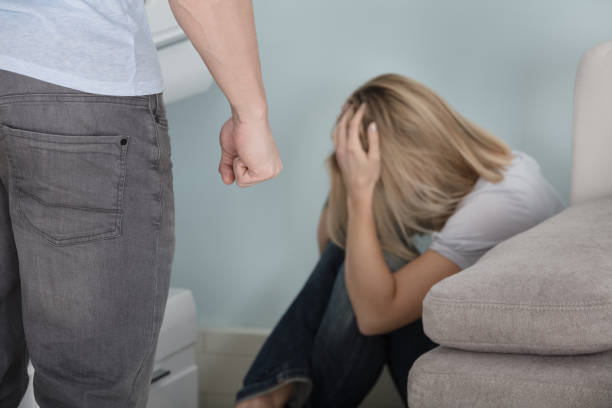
[332,121,339,149]
[348,103,367,154]
[336,106,351,153]
[341,101,351,115]
[367,122,380,161]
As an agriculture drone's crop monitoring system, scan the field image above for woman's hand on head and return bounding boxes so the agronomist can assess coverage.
[333,103,381,206]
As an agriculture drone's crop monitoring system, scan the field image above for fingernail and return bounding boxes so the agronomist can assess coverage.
[369,122,377,132]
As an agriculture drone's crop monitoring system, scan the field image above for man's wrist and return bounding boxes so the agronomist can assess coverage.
[231,99,268,124]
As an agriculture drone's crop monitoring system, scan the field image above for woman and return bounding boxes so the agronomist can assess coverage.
[235,74,565,407]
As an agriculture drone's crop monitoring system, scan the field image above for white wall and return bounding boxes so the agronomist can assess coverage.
[165,0,612,328]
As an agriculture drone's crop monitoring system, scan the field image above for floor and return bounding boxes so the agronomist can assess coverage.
[197,328,404,407]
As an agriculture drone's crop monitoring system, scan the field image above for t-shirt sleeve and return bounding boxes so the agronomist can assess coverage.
[429,192,537,269]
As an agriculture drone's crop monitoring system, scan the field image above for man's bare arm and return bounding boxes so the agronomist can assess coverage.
[169,0,282,186]
[170,0,266,121]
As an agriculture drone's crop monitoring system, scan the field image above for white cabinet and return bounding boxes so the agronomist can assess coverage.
[144,0,185,48]
[149,288,199,408]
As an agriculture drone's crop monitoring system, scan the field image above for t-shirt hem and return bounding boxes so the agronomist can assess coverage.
[0,56,163,96]
[429,244,472,270]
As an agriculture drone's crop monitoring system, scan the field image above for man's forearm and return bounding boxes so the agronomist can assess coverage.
[170,0,267,122]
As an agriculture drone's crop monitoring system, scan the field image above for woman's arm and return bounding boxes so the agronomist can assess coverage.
[334,104,461,335]
[346,198,460,335]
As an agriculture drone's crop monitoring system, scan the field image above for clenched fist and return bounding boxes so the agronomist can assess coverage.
[218,115,283,187]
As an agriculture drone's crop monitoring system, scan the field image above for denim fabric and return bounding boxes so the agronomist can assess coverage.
[237,242,438,407]
[0,69,175,408]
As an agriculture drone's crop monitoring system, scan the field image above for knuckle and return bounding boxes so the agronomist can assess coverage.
[262,165,277,179]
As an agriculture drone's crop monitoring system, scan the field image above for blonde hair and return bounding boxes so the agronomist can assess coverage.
[326,73,513,261]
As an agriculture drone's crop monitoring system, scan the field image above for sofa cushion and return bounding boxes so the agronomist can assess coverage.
[407,347,612,408]
[422,196,612,354]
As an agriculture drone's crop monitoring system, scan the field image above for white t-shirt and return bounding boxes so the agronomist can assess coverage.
[0,0,162,96]
[429,151,565,269]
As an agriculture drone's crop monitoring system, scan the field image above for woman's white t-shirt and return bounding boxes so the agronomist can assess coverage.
[429,151,565,269]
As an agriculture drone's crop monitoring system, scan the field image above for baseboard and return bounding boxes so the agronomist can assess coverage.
[197,327,403,408]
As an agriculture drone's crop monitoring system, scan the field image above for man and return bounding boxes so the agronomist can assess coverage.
[0,0,281,406]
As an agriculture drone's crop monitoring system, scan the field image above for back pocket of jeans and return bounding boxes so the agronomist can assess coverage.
[2,124,129,246]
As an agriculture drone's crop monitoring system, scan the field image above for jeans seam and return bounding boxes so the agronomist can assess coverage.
[237,369,311,400]
[125,104,163,408]
[237,377,313,407]
[114,135,129,233]
[0,93,149,107]
[1,124,129,145]
[15,201,120,245]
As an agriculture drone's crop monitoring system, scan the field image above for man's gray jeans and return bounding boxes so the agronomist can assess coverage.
[0,69,175,407]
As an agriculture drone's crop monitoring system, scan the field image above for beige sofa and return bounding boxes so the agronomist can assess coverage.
[407,41,612,408]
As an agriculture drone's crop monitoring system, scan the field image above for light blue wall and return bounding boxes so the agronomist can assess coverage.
[166,0,612,328]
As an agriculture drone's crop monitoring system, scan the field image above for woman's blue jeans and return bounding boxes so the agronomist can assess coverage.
[236,242,438,407]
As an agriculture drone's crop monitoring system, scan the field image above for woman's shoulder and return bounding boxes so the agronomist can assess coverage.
[468,151,564,213]
[448,150,566,236]
[474,151,541,192]
[430,152,566,268]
